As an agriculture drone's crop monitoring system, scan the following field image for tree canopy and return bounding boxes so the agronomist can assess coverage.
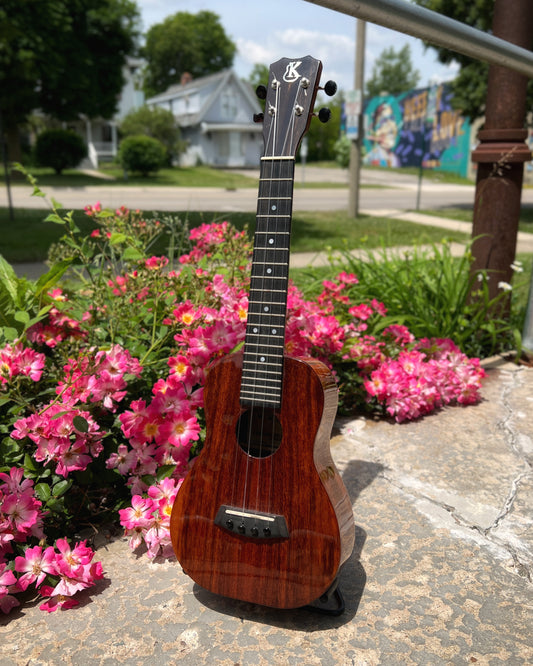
[413,0,493,119]
[0,0,140,132]
[413,0,533,120]
[143,11,237,98]
[365,44,420,98]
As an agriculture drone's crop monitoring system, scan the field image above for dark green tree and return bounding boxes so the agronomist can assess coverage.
[143,11,236,97]
[304,94,344,162]
[247,64,270,92]
[412,0,533,120]
[0,0,140,159]
[365,44,420,97]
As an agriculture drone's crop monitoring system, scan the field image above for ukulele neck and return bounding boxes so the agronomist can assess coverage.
[239,156,295,409]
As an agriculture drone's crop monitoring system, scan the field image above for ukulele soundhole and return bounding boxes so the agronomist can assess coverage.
[237,406,282,458]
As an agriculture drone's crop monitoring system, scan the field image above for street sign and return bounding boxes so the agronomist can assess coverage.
[345,89,362,140]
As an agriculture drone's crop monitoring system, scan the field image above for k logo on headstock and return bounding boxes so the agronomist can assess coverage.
[283,60,303,83]
[261,55,323,159]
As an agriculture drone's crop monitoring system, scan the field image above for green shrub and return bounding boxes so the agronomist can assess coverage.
[119,106,184,164]
[118,134,166,176]
[34,129,87,175]
[334,135,351,168]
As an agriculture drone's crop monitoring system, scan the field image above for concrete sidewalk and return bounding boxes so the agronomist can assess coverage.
[1,356,532,664]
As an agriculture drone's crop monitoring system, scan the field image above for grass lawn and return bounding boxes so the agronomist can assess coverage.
[3,165,259,189]
[0,207,469,263]
[418,206,533,235]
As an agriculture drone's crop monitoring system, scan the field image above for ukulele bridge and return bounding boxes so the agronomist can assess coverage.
[215,505,289,539]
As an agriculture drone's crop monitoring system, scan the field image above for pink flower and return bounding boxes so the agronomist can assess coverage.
[0,467,34,496]
[2,494,40,535]
[119,495,154,530]
[0,562,19,614]
[38,586,79,612]
[14,545,56,590]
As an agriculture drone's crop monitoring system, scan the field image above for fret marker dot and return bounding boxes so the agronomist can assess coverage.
[267,268,272,274]
[272,329,277,335]
[271,204,277,211]
[253,327,258,333]
[268,238,274,244]
[264,306,269,312]
[260,356,266,362]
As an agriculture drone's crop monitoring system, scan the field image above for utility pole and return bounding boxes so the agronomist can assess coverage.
[470,0,533,303]
[348,19,366,218]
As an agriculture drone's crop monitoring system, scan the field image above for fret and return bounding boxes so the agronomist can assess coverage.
[252,261,289,267]
[241,379,281,389]
[242,368,282,378]
[248,330,285,340]
[241,387,277,399]
[240,391,281,403]
[240,155,295,408]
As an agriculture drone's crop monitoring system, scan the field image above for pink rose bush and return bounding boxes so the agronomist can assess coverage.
[0,206,486,615]
[0,467,103,613]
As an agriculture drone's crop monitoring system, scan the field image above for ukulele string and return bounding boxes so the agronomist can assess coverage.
[255,77,300,515]
[239,74,280,514]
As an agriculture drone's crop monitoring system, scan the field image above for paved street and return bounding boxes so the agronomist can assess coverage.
[0,167,484,213]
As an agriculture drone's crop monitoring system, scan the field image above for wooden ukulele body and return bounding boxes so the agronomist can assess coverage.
[170,352,355,609]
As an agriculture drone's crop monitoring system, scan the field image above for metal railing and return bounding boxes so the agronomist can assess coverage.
[305,0,533,352]
[305,0,533,78]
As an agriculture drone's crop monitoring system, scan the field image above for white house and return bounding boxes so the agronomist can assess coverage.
[146,69,264,168]
[79,57,145,168]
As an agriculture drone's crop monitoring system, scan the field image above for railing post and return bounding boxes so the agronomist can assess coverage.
[470,0,533,304]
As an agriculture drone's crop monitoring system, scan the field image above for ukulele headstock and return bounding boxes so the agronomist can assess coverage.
[258,56,324,159]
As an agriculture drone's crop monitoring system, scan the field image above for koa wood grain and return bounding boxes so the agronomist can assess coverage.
[170,352,355,609]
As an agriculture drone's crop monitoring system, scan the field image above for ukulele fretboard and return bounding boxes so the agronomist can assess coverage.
[240,157,295,408]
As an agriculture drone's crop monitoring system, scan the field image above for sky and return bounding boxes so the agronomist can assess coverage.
[135,0,460,93]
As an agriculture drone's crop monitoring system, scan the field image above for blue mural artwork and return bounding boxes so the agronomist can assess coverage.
[362,84,471,177]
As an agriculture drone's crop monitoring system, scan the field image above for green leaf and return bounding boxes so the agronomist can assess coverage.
[14,310,30,324]
[156,465,176,481]
[73,415,89,433]
[0,255,20,305]
[122,247,143,260]
[32,185,46,198]
[2,327,18,341]
[109,232,127,245]
[24,453,38,472]
[44,213,66,225]
[34,483,52,502]
[53,479,72,498]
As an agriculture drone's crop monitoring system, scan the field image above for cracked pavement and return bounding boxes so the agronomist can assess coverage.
[1,357,532,665]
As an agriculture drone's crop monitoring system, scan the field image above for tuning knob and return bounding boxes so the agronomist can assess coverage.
[322,80,337,97]
[256,84,267,100]
[253,112,264,123]
[318,107,332,123]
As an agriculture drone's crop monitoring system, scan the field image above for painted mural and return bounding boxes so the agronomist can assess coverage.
[362,84,471,177]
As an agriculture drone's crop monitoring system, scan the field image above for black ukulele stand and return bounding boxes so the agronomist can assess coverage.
[304,578,345,616]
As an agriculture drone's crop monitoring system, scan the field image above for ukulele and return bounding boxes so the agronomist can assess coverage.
[170,55,355,610]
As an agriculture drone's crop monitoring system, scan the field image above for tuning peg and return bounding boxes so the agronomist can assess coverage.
[318,107,332,123]
[256,85,267,100]
[253,112,264,123]
[322,80,337,97]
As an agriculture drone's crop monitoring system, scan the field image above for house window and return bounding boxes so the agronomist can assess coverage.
[221,91,237,120]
